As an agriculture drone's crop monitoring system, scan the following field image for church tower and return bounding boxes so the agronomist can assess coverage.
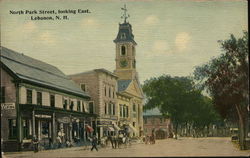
[113,5,138,80]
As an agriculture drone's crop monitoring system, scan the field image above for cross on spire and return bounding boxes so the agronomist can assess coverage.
[121,4,130,23]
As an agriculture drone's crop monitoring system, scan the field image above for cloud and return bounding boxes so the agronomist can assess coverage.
[20,21,37,33]
[151,40,172,55]
[81,18,99,27]
[175,32,191,51]
[38,31,56,45]
[144,15,159,25]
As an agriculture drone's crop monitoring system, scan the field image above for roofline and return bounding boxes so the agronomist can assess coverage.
[94,69,119,78]
[1,61,90,99]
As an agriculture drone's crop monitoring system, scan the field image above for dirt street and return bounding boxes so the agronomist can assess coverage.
[4,137,250,157]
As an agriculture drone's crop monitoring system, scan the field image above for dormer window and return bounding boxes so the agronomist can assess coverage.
[121,33,126,39]
[121,45,126,56]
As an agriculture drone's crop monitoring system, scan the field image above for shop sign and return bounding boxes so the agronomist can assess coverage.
[35,114,51,118]
[1,103,15,110]
[57,117,71,123]
[97,121,112,125]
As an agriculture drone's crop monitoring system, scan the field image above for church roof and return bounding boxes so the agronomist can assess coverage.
[113,22,137,45]
[117,79,132,92]
[1,47,90,98]
[143,107,162,116]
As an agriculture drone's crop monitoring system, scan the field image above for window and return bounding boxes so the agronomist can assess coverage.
[77,101,81,112]
[0,87,5,103]
[132,46,135,56]
[133,104,136,112]
[113,104,115,115]
[123,105,126,117]
[23,119,31,139]
[8,119,17,139]
[63,99,68,110]
[37,92,42,105]
[89,102,94,114]
[82,102,85,112]
[121,33,126,39]
[109,103,112,115]
[104,86,106,96]
[105,103,107,114]
[27,89,32,104]
[121,46,126,55]
[109,87,111,98]
[119,104,122,117]
[80,84,86,92]
[113,91,115,98]
[133,59,136,68]
[50,94,55,107]
[133,122,136,127]
[70,101,74,111]
[126,106,129,118]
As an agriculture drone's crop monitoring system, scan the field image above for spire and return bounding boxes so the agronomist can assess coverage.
[121,4,130,23]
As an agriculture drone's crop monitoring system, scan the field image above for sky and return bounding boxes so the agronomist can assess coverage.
[1,0,248,84]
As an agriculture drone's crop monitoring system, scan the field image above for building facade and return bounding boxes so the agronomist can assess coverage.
[70,12,144,138]
[69,69,120,139]
[0,47,96,152]
[143,108,172,139]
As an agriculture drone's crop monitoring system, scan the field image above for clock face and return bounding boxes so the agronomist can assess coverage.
[120,59,128,68]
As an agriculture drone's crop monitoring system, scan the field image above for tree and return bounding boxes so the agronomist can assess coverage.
[194,31,249,149]
[142,75,219,139]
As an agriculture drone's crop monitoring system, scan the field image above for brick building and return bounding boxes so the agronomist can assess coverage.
[143,107,172,139]
[0,47,96,152]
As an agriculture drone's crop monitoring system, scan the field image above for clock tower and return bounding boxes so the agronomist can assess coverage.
[114,5,138,80]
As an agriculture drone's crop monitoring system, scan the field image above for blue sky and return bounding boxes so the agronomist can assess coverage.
[1,0,248,84]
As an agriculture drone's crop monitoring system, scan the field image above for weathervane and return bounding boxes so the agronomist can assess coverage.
[121,4,130,23]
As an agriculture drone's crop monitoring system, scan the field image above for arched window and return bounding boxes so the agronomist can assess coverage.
[121,46,126,56]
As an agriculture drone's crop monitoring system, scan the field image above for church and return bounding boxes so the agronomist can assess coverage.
[69,5,144,139]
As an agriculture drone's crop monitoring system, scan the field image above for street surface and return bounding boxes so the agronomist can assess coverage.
[4,137,250,157]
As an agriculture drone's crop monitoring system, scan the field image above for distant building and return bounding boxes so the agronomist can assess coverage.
[0,47,96,152]
[143,107,172,139]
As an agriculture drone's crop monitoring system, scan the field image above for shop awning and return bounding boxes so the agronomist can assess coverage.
[128,124,137,133]
[85,125,94,133]
[113,123,121,131]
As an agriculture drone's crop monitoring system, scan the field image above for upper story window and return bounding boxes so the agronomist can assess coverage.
[1,87,5,103]
[109,87,111,98]
[108,103,112,115]
[121,45,126,56]
[63,99,68,110]
[121,33,126,39]
[105,103,107,114]
[77,101,81,112]
[37,92,42,105]
[133,122,136,127]
[113,104,115,115]
[132,46,135,56]
[119,104,122,117]
[80,83,86,92]
[70,101,74,111]
[104,86,107,96]
[126,106,129,118]
[82,102,85,112]
[133,104,136,112]
[50,94,55,107]
[27,89,32,104]
[123,105,126,117]
[89,102,94,114]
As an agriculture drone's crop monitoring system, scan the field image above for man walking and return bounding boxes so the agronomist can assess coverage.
[91,135,98,151]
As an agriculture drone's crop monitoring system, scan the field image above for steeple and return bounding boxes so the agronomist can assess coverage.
[113,5,137,45]
[114,5,138,81]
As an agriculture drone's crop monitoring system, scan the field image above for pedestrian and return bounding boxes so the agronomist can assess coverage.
[91,135,98,151]
[57,135,62,148]
[32,136,39,153]
[108,135,114,148]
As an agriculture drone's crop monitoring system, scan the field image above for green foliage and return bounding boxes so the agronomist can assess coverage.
[142,75,220,130]
[194,31,249,119]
